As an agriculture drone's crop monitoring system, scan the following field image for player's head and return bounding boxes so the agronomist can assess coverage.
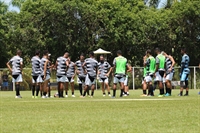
[89,51,94,57]
[80,53,85,61]
[100,55,104,62]
[17,50,22,56]
[181,47,187,55]
[146,49,151,57]
[43,50,49,56]
[35,50,40,56]
[117,50,122,56]
[155,48,161,54]
[64,52,69,58]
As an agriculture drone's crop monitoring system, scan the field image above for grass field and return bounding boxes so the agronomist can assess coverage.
[0,89,200,133]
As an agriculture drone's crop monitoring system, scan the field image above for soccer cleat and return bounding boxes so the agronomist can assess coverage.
[108,94,111,97]
[15,95,22,98]
[111,96,116,98]
[80,96,85,98]
[72,95,76,98]
[140,94,147,97]
[178,94,182,96]
[123,94,128,97]
[184,94,189,96]
[165,93,171,97]
[42,95,47,98]
[103,94,106,97]
[158,94,164,97]
[32,96,35,98]
[65,95,68,98]
[147,95,153,97]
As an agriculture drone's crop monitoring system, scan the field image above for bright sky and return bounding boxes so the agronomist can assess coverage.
[3,0,167,12]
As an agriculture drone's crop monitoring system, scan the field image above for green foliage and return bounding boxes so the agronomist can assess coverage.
[0,0,200,67]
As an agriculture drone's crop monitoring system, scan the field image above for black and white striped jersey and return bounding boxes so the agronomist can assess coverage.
[31,56,41,76]
[56,56,68,76]
[84,58,98,77]
[75,60,86,78]
[66,62,75,77]
[9,55,23,75]
[98,61,111,78]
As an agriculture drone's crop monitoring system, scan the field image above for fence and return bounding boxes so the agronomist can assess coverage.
[0,66,199,91]
[132,66,200,90]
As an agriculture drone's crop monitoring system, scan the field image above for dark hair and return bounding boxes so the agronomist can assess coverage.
[155,47,160,52]
[100,55,104,58]
[181,47,187,53]
[146,49,151,55]
[89,51,94,56]
[117,50,122,55]
[17,50,22,55]
[35,50,40,55]
[43,50,49,55]
[80,53,85,57]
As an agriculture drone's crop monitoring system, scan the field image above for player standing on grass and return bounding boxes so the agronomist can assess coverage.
[98,55,112,97]
[178,47,190,96]
[66,57,76,97]
[124,64,132,96]
[75,54,88,97]
[55,53,69,98]
[6,50,23,98]
[112,50,130,98]
[40,50,51,98]
[82,52,98,98]
[155,48,166,97]
[162,52,175,96]
[31,50,42,98]
[143,49,156,97]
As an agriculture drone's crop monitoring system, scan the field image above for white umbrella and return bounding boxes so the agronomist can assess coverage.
[93,48,111,54]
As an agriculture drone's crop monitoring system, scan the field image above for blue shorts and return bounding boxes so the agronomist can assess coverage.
[180,73,189,81]
[3,82,8,87]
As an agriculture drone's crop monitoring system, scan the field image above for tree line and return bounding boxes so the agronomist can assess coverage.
[0,0,200,67]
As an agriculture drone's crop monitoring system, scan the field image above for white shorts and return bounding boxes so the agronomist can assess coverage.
[12,74,23,83]
[155,71,164,82]
[57,75,67,82]
[85,74,96,86]
[32,75,43,83]
[163,72,174,82]
[41,74,50,82]
[144,75,153,83]
[124,76,128,86]
[66,77,74,83]
[77,77,86,84]
[113,76,125,84]
[99,77,108,83]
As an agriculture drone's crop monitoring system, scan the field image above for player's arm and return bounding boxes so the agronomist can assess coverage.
[180,57,185,75]
[65,60,69,72]
[72,63,76,79]
[6,61,12,73]
[82,61,87,74]
[199,63,200,69]
[43,60,48,79]
[155,57,159,72]
[127,64,132,73]
[54,61,58,70]
[20,58,23,74]
[143,55,147,67]
[169,55,176,70]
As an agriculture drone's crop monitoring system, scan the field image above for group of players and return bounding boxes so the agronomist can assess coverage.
[7,50,132,98]
[141,47,190,97]
[6,47,192,98]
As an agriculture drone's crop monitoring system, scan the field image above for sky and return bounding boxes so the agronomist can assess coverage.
[2,0,167,12]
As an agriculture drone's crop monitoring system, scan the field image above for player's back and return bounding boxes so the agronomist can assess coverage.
[10,55,23,75]
[56,56,67,76]
[31,56,41,76]
[85,58,98,77]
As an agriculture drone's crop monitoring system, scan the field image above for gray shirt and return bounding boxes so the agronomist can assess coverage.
[84,58,98,77]
[31,56,41,76]
[98,61,111,78]
[9,55,23,75]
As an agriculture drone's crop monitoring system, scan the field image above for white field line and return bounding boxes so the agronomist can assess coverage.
[17,98,177,103]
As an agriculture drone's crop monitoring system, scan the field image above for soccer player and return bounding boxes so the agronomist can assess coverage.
[75,54,87,97]
[98,55,112,97]
[143,49,156,96]
[54,52,69,98]
[6,50,23,98]
[162,52,175,96]
[31,50,42,98]
[82,52,98,98]
[40,50,51,98]
[66,57,76,97]
[179,47,190,96]
[112,50,130,98]
[155,48,166,97]
[124,64,132,96]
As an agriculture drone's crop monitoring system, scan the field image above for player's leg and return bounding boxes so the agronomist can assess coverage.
[70,80,75,97]
[100,78,105,96]
[112,77,118,98]
[13,74,22,98]
[105,78,111,96]
[82,74,90,97]
[158,71,165,97]
[184,76,189,96]
[91,84,95,97]
[119,81,125,97]
[42,80,48,98]
[141,77,147,96]
[78,77,83,96]
[32,76,37,98]
[47,81,51,97]
[179,73,187,96]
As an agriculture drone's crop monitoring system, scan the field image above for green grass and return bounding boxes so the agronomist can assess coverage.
[0,89,200,133]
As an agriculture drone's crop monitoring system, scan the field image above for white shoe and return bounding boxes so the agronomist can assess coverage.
[42,96,47,98]
[90,96,93,98]
[72,95,76,98]
[15,95,22,98]
[65,95,68,98]
[123,94,128,97]
[103,94,106,97]
[108,94,111,97]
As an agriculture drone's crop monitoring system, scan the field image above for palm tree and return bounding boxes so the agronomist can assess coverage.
[0,1,8,14]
